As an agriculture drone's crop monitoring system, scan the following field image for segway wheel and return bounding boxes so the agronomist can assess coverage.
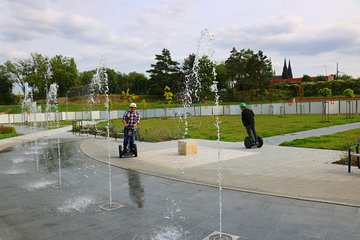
[119,145,123,158]
[133,144,137,157]
[257,136,263,148]
[244,137,252,149]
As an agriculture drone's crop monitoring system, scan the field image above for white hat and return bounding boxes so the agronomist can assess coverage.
[129,102,137,108]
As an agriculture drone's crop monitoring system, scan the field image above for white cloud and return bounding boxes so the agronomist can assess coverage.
[0,0,359,78]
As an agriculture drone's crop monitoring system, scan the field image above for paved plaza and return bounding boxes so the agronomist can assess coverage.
[0,122,360,239]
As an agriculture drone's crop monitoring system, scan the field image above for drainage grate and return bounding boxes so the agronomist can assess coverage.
[208,233,233,240]
[99,202,124,211]
[203,231,240,240]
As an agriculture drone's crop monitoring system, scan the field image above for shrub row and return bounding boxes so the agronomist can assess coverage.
[0,125,16,134]
[273,79,360,97]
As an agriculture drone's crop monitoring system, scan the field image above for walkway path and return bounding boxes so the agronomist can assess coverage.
[263,121,360,145]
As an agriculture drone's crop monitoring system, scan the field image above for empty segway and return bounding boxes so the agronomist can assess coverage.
[244,136,263,149]
[119,127,138,158]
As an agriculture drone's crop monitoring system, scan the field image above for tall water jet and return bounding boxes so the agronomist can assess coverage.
[87,70,99,121]
[181,31,203,138]
[94,60,122,211]
[192,29,239,240]
[46,83,62,186]
[22,86,40,171]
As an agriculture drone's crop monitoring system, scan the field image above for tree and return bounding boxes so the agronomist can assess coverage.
[28,53,50,99]
[215,62,228,91]
[225,48,273,97]
[196,56,216,100]
[147,48,180,96]
[127,72,149,95]
[50,55,79,97]
[4,59,31,95]
[105,68,118,94]
[0,65,15,104]
[302,74,311,82]
[181,53,218,102]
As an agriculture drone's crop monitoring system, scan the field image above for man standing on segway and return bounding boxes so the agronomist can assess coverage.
[240,103,258,145]
[122,102,140,153]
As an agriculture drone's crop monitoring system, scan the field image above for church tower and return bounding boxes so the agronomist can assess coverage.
[281,58,293,79]
[281,58,288,79]
[287,59,293,78]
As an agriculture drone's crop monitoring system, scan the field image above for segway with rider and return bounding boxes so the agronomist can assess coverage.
[240,103,263,148]
[119,102,140,158]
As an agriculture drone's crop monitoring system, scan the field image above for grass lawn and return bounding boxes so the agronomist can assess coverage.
[97,114,359,144]
[280,128,360,151]
[0,132,21,140]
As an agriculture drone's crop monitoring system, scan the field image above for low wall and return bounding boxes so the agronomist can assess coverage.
[1,100,358,124]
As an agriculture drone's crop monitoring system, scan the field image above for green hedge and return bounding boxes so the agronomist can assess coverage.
[0,125,16,134]
[273,79,360,97]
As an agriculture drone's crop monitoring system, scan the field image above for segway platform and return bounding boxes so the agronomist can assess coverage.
[244,136,263,149]
[119,126,138,158]
[119,144,138,158]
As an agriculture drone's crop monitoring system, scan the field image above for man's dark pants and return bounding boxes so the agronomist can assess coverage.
[123,126,137,151]
[245,124,258,143]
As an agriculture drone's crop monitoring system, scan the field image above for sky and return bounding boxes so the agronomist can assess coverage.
[1,0,359,80]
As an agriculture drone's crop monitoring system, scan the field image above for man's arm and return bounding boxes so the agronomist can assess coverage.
[122,112,128,126]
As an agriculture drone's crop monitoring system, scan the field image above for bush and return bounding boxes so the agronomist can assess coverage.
[343,88,354,98]
[318,87,332,97]
[0,125,16,134]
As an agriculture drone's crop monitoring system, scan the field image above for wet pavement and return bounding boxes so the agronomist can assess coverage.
[0,123,360,239]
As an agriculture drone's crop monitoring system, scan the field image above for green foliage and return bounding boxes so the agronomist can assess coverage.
[147,48,181,96]
[0,65,16,104]
[302,74,311,82]
[343,88,354,98]
[318,87,332,97]
[50,55,79,98]
[163,86,173,104]
[121,89,137,104]
[224,48,273,99]
[140,99,148,109]
[108,99,113,111]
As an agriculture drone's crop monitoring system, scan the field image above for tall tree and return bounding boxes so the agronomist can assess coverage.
[225,48,273,95]
[4,59,32,95]
[50,55,79,97]
[215,62,228,91]
[0,65,15,104]
[196,56,216,100]
[105,68,118,94]
[27,53,50,99]
[127,72,149,94]
[181,54,220,102]
[147,48,180,96]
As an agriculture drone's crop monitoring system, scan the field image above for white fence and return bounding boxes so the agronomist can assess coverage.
[1,100,359,124]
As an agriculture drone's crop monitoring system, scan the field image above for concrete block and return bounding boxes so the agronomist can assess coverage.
[178,140,197,155]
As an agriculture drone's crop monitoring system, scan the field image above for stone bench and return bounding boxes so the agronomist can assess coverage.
[178,140,197,155]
